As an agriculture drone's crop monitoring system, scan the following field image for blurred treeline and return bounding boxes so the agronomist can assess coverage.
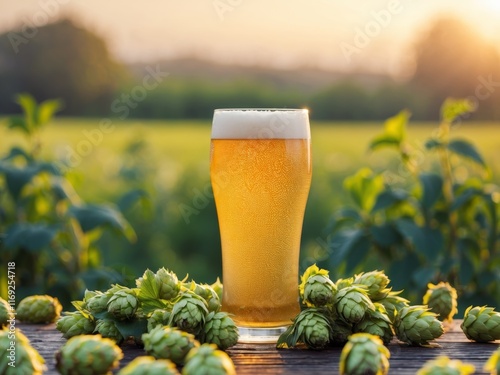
[1,17,500,121]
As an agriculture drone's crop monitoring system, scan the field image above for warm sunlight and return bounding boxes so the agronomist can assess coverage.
[483,0,500,12]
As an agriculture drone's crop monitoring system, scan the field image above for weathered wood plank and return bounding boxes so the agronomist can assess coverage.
[16,321,499,375]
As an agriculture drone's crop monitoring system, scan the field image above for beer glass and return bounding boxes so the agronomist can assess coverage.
[210,108,312,343]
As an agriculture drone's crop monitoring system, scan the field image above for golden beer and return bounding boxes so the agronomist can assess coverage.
[210,109,311,342]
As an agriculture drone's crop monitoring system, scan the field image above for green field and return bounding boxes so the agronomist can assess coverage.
[2,118,500,289]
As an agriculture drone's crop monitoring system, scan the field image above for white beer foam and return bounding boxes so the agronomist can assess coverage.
[212,109,310,139]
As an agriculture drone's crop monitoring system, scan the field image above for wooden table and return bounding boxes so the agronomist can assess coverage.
[20,321,499,374]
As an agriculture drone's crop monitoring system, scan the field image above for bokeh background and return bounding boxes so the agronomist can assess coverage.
[1,0,499,308]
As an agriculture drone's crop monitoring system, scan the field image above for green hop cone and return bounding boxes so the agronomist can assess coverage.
[55,334,123,375]
[107,288,139,320]
[186,281,221,313]
[142,325,200,365]
[147,309,172,332]
[378,290,410,323]
[354,303,393,345]
[277,308,332,349]
[335,277,354,290]
[169,291,209,335]
[461,305,500,342]
[416,356,475,375]
[334,285,375,324]
[17,294,62,324]
[423,282,458,324]
[299,264,336,308]
[117,356,180,375]
[56,311,96,339]
[485,347,500,375]
[95,319,125,344]
[0,297,13,327]
[353,270,391,301]
[0,328,46,375]
[200,311,239,350]
[86,291,112,315]
[155,268,182,301]
[394,305,444,347]
[339,333,390,375]
[182,343,236,375]
[210,278,223,302]
[328,319,353,346]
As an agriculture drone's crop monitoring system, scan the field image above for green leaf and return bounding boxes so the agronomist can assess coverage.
[326,207,363,233]
[4,223,59,252]
[388,251,420,290]
[451,187,482,211]
[2,146,33,162]
[440,98,475,123]
[114,318,148,342]
[36,99,62,127]
[117,188,150,212]
[368,110,410,151]
[328,228,365,267]
[457,238,478,285]
[7,116,29,135]
[425,138,443,150]
[370,224,402,248]
[447,138,486,168]
[395,219,443,262]
[137,269,159,301]
[69,204,136,242]
[371,189,408,213]
[343,168,384,213]
[15,93,37,133]
[412,266,436,288]
[345,233,371,273]
[419,173,443,210]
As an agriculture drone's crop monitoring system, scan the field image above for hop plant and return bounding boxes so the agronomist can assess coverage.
[17,295,62,324]
[423,282,458,324]
[155,268,182,301]
[0,297,12,327]
[117,356,180,375]
[142,325,200,365]
[334,285,375,324]
[182,343,236,375]
[354,303,393,345]
[354,271,390,301]
[169,291,209,335]
[299,264,336,308]
[147,309,172,332]
[277,308,332,349]
[95,319,125,344]
[86,291,112,315]
[416,356,475,375]
[56,311,96,339]
[0,328,46,375]
[378,290,410,323]
[55,334,123,375]
[339,333,390,375]
[485,347,500,375]
[200,311,239,350]
[461,305,500,342]
[107,288,139,320]
[394,305,444,347]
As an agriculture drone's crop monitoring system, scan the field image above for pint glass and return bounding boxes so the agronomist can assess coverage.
[210,109,312,343]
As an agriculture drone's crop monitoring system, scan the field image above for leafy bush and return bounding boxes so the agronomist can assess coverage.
[326,98,500,311]
[0,94,136,306]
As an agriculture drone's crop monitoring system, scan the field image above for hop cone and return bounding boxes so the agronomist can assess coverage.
[200,311,239,350]
[187,282,221,313]
[334,285,375,324]
[0,297,12,327]
[56,311,96,339]
[423,282,458,323]
[354,271,390,301]
[169,291,208,335]
[394,305,444,346]
[299,264,336,308]
[485,347,500,375]
[0,328,46,375]
[277,308,332,349]
[17,295,62,324]
[182,343,236,375]
[155,268,181,300]
[107,289,139,320]
[461,305,500,342]
[147,309,172,332]
[339,333,390,375]
[335,277,354,290]
[329,319,353,346]
[55,334,123,375]
[86,291,112,315]
[354,303,393,345]
[378,290,410,323]
[142,325,200,365]
[117,356,180,375]
[95,319,125,344]
[416,356,475,375]
[211,278,223,302]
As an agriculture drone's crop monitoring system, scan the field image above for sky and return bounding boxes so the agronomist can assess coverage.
[1,0,500,77]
